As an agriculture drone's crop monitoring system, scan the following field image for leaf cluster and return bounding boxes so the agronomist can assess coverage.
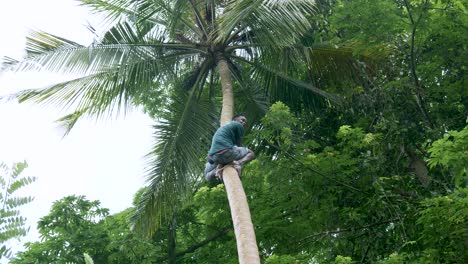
[0,161,35,260]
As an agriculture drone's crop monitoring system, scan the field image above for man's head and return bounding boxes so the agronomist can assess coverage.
[232,114,247,127]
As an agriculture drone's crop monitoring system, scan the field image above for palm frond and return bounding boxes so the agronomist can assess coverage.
[82,0,205,41]
[130,86,217,237]
[257,41,390,94]
[100,21,142,44]
[130,53,216,236]
[228,59,270,123]
[154,0,204,40]
[14,55,165,118]
[217,0,316,46]
[187,0,209,39]
[233,55,342,103]
[5,29,204,75]
[6,23,209,118]
[81,0,137,24]
[0,57,19,70]
[54,109,88,138]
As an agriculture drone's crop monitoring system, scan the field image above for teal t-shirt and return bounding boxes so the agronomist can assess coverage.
[208,121,244,156]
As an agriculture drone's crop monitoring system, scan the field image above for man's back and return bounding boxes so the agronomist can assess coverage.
[208,121,244,156]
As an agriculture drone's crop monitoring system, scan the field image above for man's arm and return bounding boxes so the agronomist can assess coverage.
[235,122,244,146]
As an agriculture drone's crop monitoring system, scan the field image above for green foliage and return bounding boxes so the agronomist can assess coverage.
[0,161,35,260]
[193,185,231,228]
[255,102,297,150]
[331,0,404,47]
[377,253,411,264]
[334,255,354,264]
[265,254,309,263]
[103,209,159,263]
[246,102,465,262]
[12,195,110,264]
[130,85,217,237]
[428,125,468,186]
[83,253,94,264]
[13,114,467,263]
[416,188,467,263]
[13,193,184,263]
[248,104,408,262]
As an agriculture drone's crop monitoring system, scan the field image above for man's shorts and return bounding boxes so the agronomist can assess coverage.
[212,146,250,164]
[204,146,250,178]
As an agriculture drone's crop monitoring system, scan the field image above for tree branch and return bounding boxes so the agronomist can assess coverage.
[265,142,366,193]
[402,0,435,128]
[154,228,230,262]
[293,218,400,245]
[176,228,230,257]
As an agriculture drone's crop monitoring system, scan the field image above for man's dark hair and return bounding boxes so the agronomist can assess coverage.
[232,114,245,120]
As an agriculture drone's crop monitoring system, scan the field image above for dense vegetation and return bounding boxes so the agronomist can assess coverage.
[5,0,467,263]
[12,103,467,263]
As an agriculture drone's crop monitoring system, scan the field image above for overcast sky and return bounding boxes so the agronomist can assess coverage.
[0,0,154,260]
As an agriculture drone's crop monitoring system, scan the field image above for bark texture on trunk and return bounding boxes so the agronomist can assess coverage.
[217,57,261,264]
[217,57,235,125]
[223,168,260,264]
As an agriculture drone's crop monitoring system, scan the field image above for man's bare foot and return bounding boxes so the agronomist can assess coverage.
[216,162,243,181]
[231,161,242,177]
[215,164,224,181]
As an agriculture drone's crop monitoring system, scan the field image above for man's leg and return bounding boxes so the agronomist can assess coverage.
[236,149,255,166]
[213,147,255,179]
[229,147,255,177]
[204,162,218,181]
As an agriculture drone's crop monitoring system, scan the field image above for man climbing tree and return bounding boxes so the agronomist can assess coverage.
[205,115,255,181]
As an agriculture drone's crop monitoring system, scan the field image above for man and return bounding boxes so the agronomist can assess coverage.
[204,114,255,181]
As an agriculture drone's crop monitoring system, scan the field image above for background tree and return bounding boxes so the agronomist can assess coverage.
[12,191,231,263]
[0,161,35,260]
[12,195,111,263]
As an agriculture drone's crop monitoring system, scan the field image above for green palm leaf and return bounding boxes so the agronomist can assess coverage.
[216,0,316,46]
[130,85,217,236]
[7,23,206,120]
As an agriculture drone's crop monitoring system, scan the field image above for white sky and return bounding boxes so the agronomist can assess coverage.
[0,0,154,261]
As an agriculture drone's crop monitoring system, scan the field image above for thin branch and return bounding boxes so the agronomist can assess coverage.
[154,228,230,262]
[293,218,400,245]
[361,243,371,263]
[176,228,230,257]
[402,0,435,128]
[265,142,366,193]
[231,55,343,103]
[190,221,228,232]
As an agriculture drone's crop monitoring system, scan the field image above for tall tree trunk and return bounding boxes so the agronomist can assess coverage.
[217,56,261,264]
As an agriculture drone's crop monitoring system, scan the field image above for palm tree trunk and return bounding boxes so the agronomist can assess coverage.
[218,58,235,125]
[217,56,261,264]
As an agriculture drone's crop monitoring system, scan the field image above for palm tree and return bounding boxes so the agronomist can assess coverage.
[2,0,372,262]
